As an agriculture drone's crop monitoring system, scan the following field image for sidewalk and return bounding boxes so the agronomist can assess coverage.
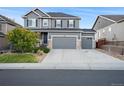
[0,62,124,70]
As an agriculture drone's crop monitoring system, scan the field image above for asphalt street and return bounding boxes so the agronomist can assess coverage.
[0,69,124,86]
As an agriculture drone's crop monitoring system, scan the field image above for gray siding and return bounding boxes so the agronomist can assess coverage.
[24,12,80,29]
[0,36,8,49]
[26,11,40,18]
[0,23,16,34]
[93,16,114,31]
[34,9,49,17]
[75,20,79,28]
[51,19,55,28]
[62,20,68,28]
[0,24,6,34]
[96,21,124,41]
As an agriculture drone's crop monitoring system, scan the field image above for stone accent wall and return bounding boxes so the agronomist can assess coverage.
[48,40,52,49]
[77,40,81,49]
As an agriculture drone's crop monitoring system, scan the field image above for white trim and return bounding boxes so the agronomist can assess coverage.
[51,35,78,49]
[32,8,51,17]
[33,8,51,17]
[0,16,6,21]
[100,16,116,23]
[24,10,40,17]
[81,35,95,49]
[32,10,42,17]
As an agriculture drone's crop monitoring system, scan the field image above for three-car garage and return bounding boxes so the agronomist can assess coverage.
[48,30,95,49]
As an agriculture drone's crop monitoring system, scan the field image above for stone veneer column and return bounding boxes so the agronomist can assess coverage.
[77,40,81,49]
[48,39,52,49]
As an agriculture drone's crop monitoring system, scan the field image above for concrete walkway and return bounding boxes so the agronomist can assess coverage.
[0,49,124,70]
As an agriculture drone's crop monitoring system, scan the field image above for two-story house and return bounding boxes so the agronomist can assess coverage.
[23,8,96,49]
[0,15,21,49]
[93,15,124,45]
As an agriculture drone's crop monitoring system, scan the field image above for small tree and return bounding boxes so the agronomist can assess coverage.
[7,27,38,53]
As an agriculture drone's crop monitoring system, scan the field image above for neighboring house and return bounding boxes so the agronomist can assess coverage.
[22,8,96,49]
[93,15,124,45]
[0,15,21,49]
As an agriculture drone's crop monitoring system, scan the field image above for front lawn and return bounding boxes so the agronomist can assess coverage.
[0,53,38,63]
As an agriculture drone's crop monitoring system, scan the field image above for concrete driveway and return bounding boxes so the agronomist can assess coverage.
[41,49,124,70]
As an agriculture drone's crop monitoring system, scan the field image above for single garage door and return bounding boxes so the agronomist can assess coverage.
[82,37,92,49]
[52,37,76,49]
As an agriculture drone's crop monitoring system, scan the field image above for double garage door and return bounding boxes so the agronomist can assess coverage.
[52,37,93,49]
[52,37,76,49]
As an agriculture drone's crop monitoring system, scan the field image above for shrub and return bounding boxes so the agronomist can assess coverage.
[33,47,39,53]
[42,47,50,53]
[7,27,38,53]
[37,50,43,56]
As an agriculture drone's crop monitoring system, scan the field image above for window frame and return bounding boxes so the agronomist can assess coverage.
[56,20,61,28]
[69,20,74,28]
[28,18,36,27]
[43,19,49,27]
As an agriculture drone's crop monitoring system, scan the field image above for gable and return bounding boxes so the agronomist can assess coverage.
[93,16,115,31]
[25,11,40,18]
[34,9,50,17]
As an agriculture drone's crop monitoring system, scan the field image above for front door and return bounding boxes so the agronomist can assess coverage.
[43,32,48,44]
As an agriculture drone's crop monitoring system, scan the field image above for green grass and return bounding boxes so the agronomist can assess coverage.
[0,53,38,63]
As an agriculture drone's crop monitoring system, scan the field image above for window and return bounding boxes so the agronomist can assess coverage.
[28,19,36,27]
[43,19,48,27]
[69,20,74,28]
[0,24,2,31]
[56,20,61,28]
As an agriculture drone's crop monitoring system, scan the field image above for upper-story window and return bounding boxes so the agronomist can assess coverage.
[69,20,74,28]
[56,20,61,28]
[28,19,36,27]
[43,19,48,27]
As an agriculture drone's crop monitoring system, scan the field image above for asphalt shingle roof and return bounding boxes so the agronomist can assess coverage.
[101,15,124,22]
[0,15,21,26]
[47,12,78,17]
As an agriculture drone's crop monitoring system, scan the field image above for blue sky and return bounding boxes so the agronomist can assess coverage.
[0,7,124,28]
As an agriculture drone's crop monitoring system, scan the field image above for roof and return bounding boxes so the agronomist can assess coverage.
[92,15,124,30]
[101,15,124,22]
[23,8,80,19]
[0,15,21,26]
[47,12,79,18]
[82,29,95,32]
[0,32,5,37]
